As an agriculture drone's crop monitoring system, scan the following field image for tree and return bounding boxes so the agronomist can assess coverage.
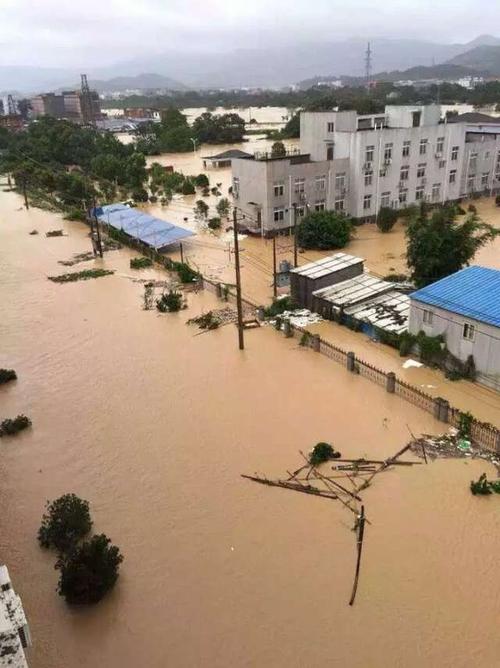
[406,206,498,288]
[271,141,287,158]
[194,173,209,188]
[194,199,209,220]
[280,113,300,138]
[376,207,398,232]
[38,494,92,553]
[192,112,245,144]
[216,197,231,218]
[181,179,195,195]
[56,534,123,605]
[297,210,353,250]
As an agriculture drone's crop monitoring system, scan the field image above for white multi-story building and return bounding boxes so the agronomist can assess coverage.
[232,104,500,235]
[0,565,31,668]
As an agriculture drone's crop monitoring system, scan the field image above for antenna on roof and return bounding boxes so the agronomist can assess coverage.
[365,42,372,89]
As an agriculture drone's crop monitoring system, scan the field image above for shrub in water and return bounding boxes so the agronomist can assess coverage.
[156,290,183,312]
[309,442,340,465]
[38,493,92,553]
[130,257,153,269]
[0,368,17,385]
[0,414,31,437]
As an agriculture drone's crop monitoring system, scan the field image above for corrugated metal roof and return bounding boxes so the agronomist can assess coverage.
[313,273,393,307]
[345,290,410,334]
[290,253,363,279]
[410,266,500,328]
[94,204,194,250]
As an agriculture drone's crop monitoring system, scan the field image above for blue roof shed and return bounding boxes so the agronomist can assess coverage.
[410,266,500,328]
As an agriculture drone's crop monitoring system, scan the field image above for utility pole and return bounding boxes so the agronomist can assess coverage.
[92,198,103,257]
[22,175,29,210]
[272,235,277,298]
[232,208,245,350]
[292,203,298,268]
[180,242,184,264]
[365,42,372,89]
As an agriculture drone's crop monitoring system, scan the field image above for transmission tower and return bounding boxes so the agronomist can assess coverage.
[365,42,372,88]
[80,74,96,127]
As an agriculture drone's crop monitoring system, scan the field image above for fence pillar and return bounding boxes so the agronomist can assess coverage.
[439,399,450,424]
[313,334,320,352]
[283,319,292,338]
[257,306,265,321]
[386,372,396,394]
[433,397,442,421]
[216,283,222,299]
[347,351,356,372]
[274,316,282,331]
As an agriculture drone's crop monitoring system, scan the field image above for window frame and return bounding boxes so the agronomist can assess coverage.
[273,207,285,222]
[273,182,284,197]
[423,310,434,325]
[463,322,476,341]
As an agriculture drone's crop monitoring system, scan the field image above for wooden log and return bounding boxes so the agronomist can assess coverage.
[331,458,421,466]
[299,451,362,501]
[241,474,338,500]
[355,443,413,492]
[349,504,366,606]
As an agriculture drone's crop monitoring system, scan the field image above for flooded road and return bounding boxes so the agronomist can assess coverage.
[2,187,500,667]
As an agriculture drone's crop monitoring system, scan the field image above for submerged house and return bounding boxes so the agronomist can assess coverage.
[409,266,500,391]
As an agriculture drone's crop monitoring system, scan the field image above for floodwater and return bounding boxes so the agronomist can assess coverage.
[2,186,500,667]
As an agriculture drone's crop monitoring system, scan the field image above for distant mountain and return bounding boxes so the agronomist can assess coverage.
[446,45,500,76]
[57,73,187,93]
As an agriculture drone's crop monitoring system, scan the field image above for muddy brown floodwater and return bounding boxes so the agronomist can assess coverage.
[1,186,500,667]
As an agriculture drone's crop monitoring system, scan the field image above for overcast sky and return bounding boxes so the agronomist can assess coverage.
[2,0,500,68]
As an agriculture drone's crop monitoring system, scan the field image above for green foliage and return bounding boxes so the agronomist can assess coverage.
[416,330,445,363]
[56,534,123,605]
[38,494,92,553]
[376,207,398,232]
[297,210,353,250]
[496,195,500,207]
[280,112,300,139]
[187,311,220,330]
[48,269,115,283]
[181,179,196,195]
[0,368,17,384]
[64,208,86,222]
[130,257,153,269]
[192,112,245,144]
[309,442,341,465]
[470,473,500,496]
[398,332,416,357]
[216,197,231,218]
[263,296,297,317]
[156,290,183,313]
[132,187,149,202]
[271,141,287,158]
[458,411,474,439]
[194,173,209,188]
[194,199,209,220]
[384,272,408,283]
[299,332,311,346]
[406,205,498,288]
[0,414,31,437]
[208,217,221,230]
[173,262,200,283]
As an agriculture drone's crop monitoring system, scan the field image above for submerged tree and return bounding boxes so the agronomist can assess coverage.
[38,494,92,553]
[406,206,498,288]
[297,210,353,250]
[216,197,231,218]
[56,534,123,605]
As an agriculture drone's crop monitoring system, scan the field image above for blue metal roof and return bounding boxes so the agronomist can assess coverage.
[93,204,194,250]
[410,266,500,328]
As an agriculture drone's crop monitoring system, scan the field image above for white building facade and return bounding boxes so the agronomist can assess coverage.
[0,565,31,668]
[232,104,500,234]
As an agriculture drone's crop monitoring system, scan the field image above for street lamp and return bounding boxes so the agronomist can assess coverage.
[190,138,198,153]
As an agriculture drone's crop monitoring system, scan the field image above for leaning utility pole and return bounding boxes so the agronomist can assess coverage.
[232,208,245,350]
[292,203,298,268]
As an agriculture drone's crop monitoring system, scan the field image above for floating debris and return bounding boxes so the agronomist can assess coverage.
[0,414,31,437]
[187,307,237,331]
[58,239,121,266]
[46,229,64,237]
[409,429,500,470]
[48,269,115,283]
[29,229,38,235]
[270,308,323,329]
[470,473,500,495]
[130,257,153,270]
[0,368,17,385]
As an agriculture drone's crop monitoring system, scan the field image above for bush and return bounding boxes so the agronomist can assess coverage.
[173,261,200,283]
[149,195,158,203]
[38,494,92,552]
[216,197,230,218]
[297,211,353,250]
[271,141,287,158]
[0,414,31,437]
[263,296,297,317]
[309,442,341,465]
[398,332,416,357]
[181,180,195,196]
[208,217,221,230]
[131,188,149,202]
[130,257,153,269]
[156,290,183,312]
[194,173,209,188]
[384,273,408,283]
[49,269,114,283]
[64,208,87,222]
[376,207,398,232]
[0,368,17,384]
[458,411,473,439]
[56,534,123,605]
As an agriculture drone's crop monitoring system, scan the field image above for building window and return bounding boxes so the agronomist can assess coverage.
[364,171,373,186]
[335,173,346,190]
[399,189,408,204]
[365,145,374,163]
[381,192,391,207]
[334,198,345,211]
[449,169,457,184]
[232,177,240,199]
[295,206,305,218]
[485,151,490,160]
[436,137,445,154]
[294,177,305,193]
[315,175,326,190]
[400,166,409,181]
[363,194,372,210]
[469,152,478,172]
[415,186,425,201]
[327,122,335,133]
[423,310,434,325]
[481,172,490,187]
[417,164,426,178]
[326,144,334,160]
[467,176,475,192]
[402,140,411,158]
[451,146,459,161]
[439,159,446,169]
[432,183,441,201]
[273,182,284,197]
[463,323,476,341]
[315,200,325,211]
[419,139,428,155]
[384,143,393,161]
[273,207,285,222]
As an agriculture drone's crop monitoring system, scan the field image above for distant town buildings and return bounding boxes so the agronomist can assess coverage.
[409,266,500,391]
[30,89,101,123]
[232,104,500,234]
[0,565,31,668]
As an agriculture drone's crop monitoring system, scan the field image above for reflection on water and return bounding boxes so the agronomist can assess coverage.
[2,183,500,668]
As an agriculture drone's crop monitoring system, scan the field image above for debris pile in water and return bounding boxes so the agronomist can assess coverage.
[271,308,323,329]
[48,269,115,283]
[46,229,64,237]
[187,307,237,330]
[409,428,500,470]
